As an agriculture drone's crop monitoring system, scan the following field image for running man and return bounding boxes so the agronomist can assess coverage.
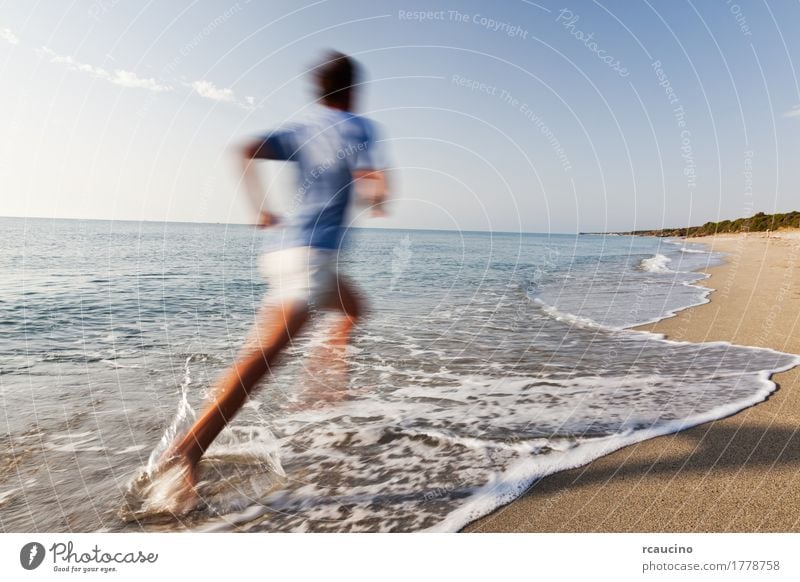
[161,51,388,513]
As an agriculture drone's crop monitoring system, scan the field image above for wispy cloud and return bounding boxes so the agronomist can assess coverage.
[38,47,258,108]
[1,27,19,45]
[190,80,257,110]
[42,48,106,75]
[784,105,800,118]
[191,80,235,102]
[40,47,171,93]
[111,70,170,92]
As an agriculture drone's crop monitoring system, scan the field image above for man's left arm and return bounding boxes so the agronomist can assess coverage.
[353,121,390,216]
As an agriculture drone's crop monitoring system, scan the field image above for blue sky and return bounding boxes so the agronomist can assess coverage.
[1,0,799,233]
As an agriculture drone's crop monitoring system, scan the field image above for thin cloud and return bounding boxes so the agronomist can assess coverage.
[42,49,106,76]
[40,47,171,93]
[191,80,235,102]
[784,106,800,118]
[1,27,19,45]
[190,80,257,110]
[39,47,258,107]
[111,70,170,92]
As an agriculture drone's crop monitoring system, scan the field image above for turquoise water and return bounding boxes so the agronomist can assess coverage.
[0,217,797,532]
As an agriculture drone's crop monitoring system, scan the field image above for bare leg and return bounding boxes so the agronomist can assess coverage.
[327,275,364,346]
[293,277,364,410]
[168,299,309,468]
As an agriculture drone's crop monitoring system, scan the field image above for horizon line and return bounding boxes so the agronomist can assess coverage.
[1,214,614,237]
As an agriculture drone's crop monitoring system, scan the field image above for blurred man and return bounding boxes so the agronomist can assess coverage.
[162,51,388,513]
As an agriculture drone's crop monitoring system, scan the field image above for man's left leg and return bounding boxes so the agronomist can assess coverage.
[293,275,364,409]
[327,275,364,347]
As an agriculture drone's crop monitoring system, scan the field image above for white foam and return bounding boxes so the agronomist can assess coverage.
[0,488,19,507]
[120,463,198,520]
[428,357,800,533]
[46,444,105,453]
[639,253,673,273]
[46,432,104,453]
[206,425,286,478]
[532,298,611,330]
[191,504,272,532]
[116,445,148,455]
[100,358,141,369]
[51,431,94,439]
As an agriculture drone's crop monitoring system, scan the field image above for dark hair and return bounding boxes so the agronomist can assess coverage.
[313,51,360,105]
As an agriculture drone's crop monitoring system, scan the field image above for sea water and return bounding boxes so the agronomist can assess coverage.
[0,217,797,532]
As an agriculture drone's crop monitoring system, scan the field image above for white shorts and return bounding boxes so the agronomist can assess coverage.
[258,246,340,308]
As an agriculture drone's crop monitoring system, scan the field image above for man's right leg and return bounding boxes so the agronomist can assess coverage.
[168,298,309,468]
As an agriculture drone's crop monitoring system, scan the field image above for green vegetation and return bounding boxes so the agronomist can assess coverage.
[615,211,800,238]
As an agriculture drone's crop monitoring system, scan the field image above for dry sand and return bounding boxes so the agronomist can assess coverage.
[465,231,800,532]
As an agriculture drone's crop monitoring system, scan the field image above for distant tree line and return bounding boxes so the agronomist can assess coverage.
[613,211,800,237]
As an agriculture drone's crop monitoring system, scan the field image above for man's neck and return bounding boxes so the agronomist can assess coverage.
[320,99,351,112]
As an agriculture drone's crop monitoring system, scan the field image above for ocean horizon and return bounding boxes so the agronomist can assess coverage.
[0,214,627,236]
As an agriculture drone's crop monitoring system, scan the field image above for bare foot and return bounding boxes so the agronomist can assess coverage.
[171,460,199,516]
[150,455,200,517]
[119,455,200,522]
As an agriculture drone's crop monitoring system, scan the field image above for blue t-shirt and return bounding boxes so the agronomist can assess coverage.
[258,105,385,250]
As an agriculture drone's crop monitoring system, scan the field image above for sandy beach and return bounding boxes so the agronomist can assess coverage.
[466,231,800,532]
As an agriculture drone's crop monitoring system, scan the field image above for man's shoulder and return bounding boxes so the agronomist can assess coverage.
[284,107,377,147]
[336,113,378,144]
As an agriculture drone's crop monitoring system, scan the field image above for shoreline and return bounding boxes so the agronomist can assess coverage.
[465,231,800,532]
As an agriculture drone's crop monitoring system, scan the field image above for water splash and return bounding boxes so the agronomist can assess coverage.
[146,355,199,474]
[121,354,287,523]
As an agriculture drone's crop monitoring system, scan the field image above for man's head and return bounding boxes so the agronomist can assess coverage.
[313,51,360,111]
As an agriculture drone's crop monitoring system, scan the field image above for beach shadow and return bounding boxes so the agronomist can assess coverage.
[461,412,800,532]
[516,421,800,499]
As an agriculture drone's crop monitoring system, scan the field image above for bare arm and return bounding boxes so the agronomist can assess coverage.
[353,169,389,217]
[240,139,280,228]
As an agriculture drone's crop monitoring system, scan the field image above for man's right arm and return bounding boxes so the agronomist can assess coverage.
[241,138,276,160]
[239,137,280,227]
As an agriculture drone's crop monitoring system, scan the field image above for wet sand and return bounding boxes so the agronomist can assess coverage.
[465,231,800,532]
